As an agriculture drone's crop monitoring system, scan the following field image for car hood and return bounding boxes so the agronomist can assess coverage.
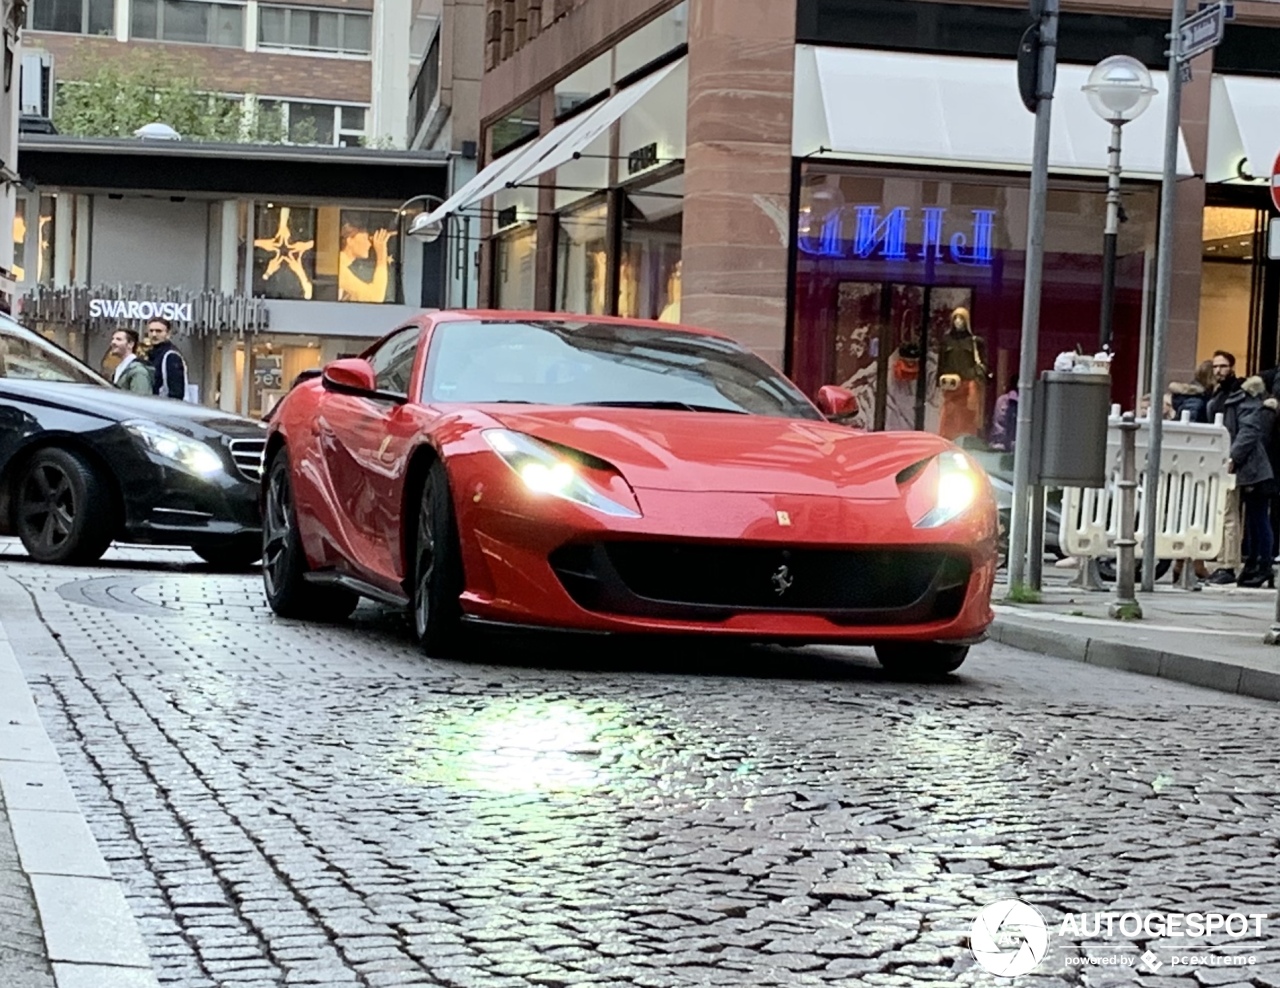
[0,381,265,439]
[478,406,954,497]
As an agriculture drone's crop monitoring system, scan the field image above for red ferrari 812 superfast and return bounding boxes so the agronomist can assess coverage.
[261,312,997,674]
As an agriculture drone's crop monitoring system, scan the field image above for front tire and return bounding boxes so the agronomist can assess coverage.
[874,642,969,677]
[411,460,465,657]
[262,451,357,621]
[16,447,114,565]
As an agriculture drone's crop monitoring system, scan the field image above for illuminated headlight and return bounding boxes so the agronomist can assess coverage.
[483,429,640,518]
[123,420,225,478]
[915,451,981,529]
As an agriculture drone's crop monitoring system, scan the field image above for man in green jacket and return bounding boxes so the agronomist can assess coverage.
[109,329,154,394]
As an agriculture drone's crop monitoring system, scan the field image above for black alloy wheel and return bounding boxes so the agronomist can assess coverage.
[874,642,969,678]
[15,448,113,565]
[262,451,357,620]
[411,460,465,657]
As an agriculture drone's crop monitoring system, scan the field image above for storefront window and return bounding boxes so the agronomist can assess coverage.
[615,1,688,81]
[493,225,537,310]
[1198,205,1263,368]
[490,98,540,158]
[618,176,683,322]
[556,201,609,315]
[791,165,1157,440]
[11,196,56,284]
[251,203,400,303]
[555,52,610,119]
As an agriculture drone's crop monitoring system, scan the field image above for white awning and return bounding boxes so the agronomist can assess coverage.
[421,57,686,226]
[1206,74,1280,184]
[794,45,1193,180]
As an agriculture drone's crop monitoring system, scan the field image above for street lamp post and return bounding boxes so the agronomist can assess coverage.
[1082,55,1156,351]
[395,195,475,310]
[1083,55,1155,615]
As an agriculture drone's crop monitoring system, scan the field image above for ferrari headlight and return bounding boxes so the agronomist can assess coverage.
[123,420,225,478]
[483,429,640,518]
[915,451,981,529]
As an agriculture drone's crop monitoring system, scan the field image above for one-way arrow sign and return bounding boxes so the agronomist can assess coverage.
[1178,2,1226,63]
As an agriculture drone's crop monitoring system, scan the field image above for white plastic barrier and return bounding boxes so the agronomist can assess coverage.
[1058,408,1234,561]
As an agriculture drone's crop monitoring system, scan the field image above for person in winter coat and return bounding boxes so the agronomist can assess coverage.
[1226,375,1278,588]
[145,318,188,400]
[1166,359,1214,423]
[108,329,154,394]
[1204,352,1244,583]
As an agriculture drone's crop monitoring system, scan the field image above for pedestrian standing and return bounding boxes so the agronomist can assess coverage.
[109,328,154,394]
[1205,351,1243,585]
[146,318,188,400]
[1228,376,1278,588]
[989,375,1018,451]
[1167,360,1214,423]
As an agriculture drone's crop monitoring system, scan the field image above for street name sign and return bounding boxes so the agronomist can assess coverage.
[1177,2,1226,63]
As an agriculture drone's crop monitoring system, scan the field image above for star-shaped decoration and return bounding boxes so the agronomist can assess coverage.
[254,207,315,299]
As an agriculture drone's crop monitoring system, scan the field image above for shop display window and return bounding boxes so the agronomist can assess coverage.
[493,224,538,310]
[251,203,400,303]
[618,177,683,322]
[791,165,1157,443]
[556,201,609,315]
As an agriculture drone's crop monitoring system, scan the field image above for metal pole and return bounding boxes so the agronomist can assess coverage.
[1110,412,1144,619]
[1029,484,1046,588]
[1098,121,1123,351]
[1141,0,1186,593]
[1008,0,1059,594]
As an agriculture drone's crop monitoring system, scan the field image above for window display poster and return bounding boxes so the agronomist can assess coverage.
[252,205,399,303]
[253,205,318,300]
[336,208,399,303]
[835,282,880,429]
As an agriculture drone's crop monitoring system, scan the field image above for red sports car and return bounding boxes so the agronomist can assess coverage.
[261,312,997,674]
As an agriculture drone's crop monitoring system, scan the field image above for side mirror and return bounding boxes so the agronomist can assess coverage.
[815,384,858,421]
[321,358,406,404]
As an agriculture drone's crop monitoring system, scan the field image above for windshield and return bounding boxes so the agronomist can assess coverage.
[0,317,109,386]
[423,320,823,420]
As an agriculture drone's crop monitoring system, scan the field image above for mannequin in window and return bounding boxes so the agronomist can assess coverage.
[658,259,682,323]
[885,338,940,432]
[338,222,394,303]
[590,250,608,315]
[937,306,988,441]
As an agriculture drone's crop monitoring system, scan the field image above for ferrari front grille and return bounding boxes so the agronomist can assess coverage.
[550,542,972,625]
[229,438,266,483]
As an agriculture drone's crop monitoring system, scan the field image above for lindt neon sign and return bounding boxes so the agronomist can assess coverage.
[799,206,997,267]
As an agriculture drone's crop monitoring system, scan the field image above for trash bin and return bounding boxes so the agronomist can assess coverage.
[1033,370,1110,489]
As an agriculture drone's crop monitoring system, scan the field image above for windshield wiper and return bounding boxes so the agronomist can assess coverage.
[574,400,748,414]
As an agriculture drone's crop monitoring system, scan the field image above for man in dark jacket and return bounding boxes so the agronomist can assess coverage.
[1205,351,1242,584]
[1229,376,1278,587]
[146,318,188,400]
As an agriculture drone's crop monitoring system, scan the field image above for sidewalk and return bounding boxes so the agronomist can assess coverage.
[0,602,160,988]
[991,564,1280,702]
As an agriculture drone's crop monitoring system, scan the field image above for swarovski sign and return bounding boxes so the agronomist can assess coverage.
[88,298,194,322]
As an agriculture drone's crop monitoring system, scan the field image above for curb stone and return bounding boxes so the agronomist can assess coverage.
[0,588,162,988]
[989,614,1280,703]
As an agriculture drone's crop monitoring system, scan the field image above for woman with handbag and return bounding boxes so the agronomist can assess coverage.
[937,307,989,441]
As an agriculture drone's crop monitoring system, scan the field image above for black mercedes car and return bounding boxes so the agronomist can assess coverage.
[0,316,264,567]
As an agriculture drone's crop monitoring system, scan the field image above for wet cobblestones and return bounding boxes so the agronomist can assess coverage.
[2,542,1278,987]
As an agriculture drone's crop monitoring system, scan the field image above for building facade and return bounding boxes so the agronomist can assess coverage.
[443,0,1280,441]
[14,134,448,416]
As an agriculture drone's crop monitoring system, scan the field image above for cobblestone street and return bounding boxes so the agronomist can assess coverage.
[2,542,1278,988]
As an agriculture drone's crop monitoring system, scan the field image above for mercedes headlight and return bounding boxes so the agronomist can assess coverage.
[123,420,225,478]
[914,450,982,529]
[483,429,640,518]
